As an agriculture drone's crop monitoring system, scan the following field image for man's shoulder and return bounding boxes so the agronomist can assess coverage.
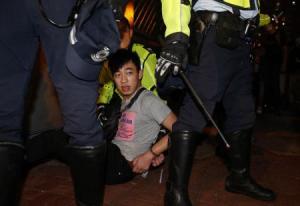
[140,90,159,100]
[139,90,167,108]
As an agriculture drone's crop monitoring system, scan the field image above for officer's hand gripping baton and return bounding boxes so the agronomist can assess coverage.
[178,70,230,148]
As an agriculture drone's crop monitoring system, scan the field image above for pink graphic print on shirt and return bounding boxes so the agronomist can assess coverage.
[115,111,136,141]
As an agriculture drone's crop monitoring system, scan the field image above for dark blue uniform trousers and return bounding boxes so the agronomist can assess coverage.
[173,26,256,134]
[0,0,103,146]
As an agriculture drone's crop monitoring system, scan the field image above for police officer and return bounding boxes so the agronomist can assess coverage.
[0,0,120,205]
[156,0,276,205]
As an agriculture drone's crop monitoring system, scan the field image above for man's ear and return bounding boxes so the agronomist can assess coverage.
[138,69,143,80]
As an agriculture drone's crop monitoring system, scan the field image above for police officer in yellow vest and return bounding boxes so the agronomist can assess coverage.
[155,0,276,205]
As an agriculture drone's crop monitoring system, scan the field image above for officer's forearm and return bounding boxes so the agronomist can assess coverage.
[161,0,192,38]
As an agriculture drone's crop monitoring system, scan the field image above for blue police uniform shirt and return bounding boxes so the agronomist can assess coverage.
[193,0,259,20]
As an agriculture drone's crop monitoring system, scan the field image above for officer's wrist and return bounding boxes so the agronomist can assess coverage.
[165,32,189,45]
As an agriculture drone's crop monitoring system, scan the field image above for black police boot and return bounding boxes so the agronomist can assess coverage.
[25,129,69,166]
[67,142,107,206]
[0,142,25,206]
[165,131,198,206]
[225,129,276,201]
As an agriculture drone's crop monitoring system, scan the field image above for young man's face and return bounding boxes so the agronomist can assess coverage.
[113,60,142,100]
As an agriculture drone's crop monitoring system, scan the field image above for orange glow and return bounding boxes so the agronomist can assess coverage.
[124,0,134,28]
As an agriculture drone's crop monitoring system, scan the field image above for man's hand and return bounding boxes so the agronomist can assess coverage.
[151,153,165,167]
[155,33,189,84]
[132,151,155,173]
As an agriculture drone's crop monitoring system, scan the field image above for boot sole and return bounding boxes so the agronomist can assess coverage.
[225,186,276,201]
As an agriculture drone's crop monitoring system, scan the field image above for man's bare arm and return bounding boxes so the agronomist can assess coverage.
[132,112,177,173]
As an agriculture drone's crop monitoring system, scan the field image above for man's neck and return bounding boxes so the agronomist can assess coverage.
[123,86,142,102]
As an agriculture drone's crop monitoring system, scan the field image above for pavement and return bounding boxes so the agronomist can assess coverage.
[20,105,300,206]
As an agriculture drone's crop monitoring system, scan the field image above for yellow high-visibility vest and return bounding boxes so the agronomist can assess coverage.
[132,43,157,95]
[162,0,192,37]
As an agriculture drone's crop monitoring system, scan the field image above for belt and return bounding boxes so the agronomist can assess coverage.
[194,10,258,36]
[194,10,220,26]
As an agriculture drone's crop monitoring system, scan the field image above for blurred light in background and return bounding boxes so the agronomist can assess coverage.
[124,0,134,28]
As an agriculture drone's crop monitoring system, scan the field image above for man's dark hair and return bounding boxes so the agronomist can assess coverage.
[108,49,141,75]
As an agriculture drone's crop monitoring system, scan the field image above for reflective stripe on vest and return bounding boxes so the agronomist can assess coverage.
[214,0,259,10]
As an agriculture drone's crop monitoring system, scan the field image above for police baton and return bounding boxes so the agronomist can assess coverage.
[178,69,230,148]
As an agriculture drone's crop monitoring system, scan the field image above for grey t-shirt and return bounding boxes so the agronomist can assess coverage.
[112,90,171,161]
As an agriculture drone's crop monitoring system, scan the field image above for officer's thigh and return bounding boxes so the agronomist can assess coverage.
[36,0,104,146]
[173,28,220,132]
[0,0,39,142]
[222,45,256,133]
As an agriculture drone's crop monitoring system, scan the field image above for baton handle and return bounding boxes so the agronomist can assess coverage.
[178,70,230,148]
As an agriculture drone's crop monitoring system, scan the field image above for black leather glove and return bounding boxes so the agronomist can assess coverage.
[156,33,189,84]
